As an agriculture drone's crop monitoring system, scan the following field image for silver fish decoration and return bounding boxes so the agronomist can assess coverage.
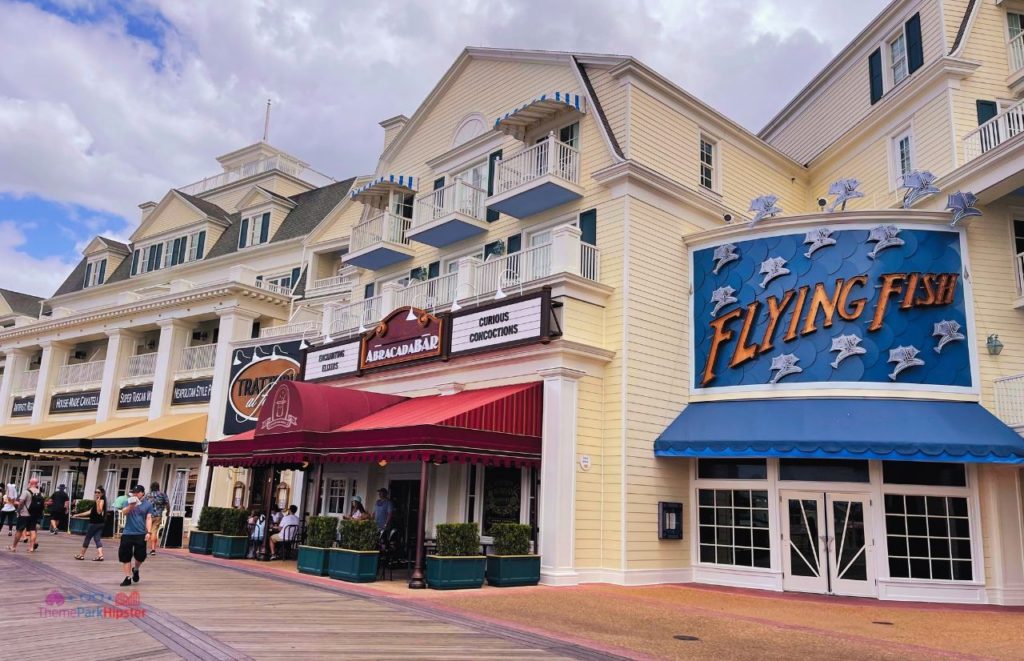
[900,170,940,209]
[933,320,965,354]
[749,195,782,226]
[769,353,802,384]
[804,227,837,258]
[759,256,790,289]
[866,225,904,260]
[946,191,982,227]
[888,345,924,381]
[710,286,738,318]
[827,178,864,212]
[712,243,739,275]
[830,334,867,369]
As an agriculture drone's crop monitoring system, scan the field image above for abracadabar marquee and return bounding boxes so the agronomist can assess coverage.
[691,225,974,393]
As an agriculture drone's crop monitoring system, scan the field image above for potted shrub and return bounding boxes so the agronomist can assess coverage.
[426,523,485,590]
[69,499,94,535]
[297,516,337,576]
[486,523,539,587]
[189,507,224,555]
[328,519,379,582]
[212,508,250,559]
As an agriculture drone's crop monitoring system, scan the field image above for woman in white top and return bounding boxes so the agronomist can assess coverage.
[2,483,18,536]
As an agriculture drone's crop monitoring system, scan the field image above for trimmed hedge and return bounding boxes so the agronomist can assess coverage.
[339,519,379,551]
[490,523,531,555]
[219,508,250,537]
[436,523,481,557]
[74,499,95,515]
[196,506,226,532]
[305,516,338,549]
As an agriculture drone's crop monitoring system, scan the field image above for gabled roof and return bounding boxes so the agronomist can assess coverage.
[0,289,44,317]
[174,190,233,224]
[234,186,297,213]
[83,236,131,257]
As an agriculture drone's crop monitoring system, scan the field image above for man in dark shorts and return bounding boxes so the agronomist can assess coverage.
[48,484,69,535]
[118,485,153,587]
[8,477,41,553]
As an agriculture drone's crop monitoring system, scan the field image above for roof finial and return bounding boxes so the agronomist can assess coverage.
[262,99,271,143]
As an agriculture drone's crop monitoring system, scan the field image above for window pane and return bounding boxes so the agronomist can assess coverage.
[882,462,966,487]
[885,494,972,582]
[697,458,767,480]
[697,489,771,570]
[778,459,869,482]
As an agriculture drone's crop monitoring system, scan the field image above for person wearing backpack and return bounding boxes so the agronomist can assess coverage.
[8,477,42,553]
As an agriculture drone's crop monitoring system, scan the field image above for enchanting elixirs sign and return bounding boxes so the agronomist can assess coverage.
[691,226,972,391]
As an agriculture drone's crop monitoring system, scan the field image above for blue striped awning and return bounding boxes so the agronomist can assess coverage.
[494,91,586,139]
[654,398,1024,464]
[350,175,417,204]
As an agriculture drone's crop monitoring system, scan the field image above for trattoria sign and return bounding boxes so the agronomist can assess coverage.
[223,340,302,435]
[360,308,444,370]
[692,226,972,391]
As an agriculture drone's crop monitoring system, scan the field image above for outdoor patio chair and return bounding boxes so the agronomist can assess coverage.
[277,524,298,560]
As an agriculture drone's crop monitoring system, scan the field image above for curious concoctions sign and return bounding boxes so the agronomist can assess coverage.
[223,340,302,435]
[691,225,973,392]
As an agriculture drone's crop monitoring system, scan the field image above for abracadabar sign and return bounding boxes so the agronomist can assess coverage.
[450,296,543,356]
[691,225,972,392]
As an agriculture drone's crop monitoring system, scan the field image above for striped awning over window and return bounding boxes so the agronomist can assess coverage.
[494,91,586,140]
[350,175,417,205]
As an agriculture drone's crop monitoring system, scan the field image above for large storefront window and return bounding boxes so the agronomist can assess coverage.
[481,466,522,534]
[698,489,771,568]
[884,495,972,581]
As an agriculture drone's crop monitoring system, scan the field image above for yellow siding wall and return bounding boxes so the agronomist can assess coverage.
[311,199,364,245]
[138,195,204,239]
[944,0,970,48]
[586,67,628,154]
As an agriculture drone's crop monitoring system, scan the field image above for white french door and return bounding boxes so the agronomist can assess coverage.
[781,491,875,597]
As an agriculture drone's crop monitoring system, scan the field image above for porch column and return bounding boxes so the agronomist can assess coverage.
[454,256,481,306]
[137,456,156,491]
[980,465,1024,605]
[148,320,190,420]
[96,329,136,422]
[192,309,259,525]
[292,470,305,515]
[32,340,70,424]
[81,458,102,497]
[0,348,31,425]
[550,224,582,277]
[322,301,338,337]
[409,460,430,589]
[537,367,584,585]
[381,281,402,314]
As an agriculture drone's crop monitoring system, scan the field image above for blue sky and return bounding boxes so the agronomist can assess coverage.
[0,0,889,297]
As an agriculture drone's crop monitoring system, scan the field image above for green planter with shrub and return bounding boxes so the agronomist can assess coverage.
[69,500,94,535]
[189,506,224,555]
[485,523,540,587]
[426,523,485,590]
[212,508,250,559]
[328,519,380,582]
[297,516,337,576]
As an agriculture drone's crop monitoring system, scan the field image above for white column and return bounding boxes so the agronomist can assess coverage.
[551,224,582,277]
[137,456,156,491]
[192,309,259,524]
[429,464,451,537]
[32,341,70,424]
[96,329,137,422]
[454,256,481,307]
[381,281,402,313]
[980,465,1024,605]
[537,366,584,585]
[0,348,30,425]
[148,320,190,420]
[82,458,102,497]
[322,301,338,337]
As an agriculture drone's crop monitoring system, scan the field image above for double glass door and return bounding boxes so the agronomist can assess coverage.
[781,491,874,597]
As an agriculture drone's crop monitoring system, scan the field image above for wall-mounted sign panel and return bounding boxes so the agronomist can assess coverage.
[302,341,360,382]
[172,378,213,406]
[10,396,34,417]
[223,341,302,435]
[450,295,544,357]
[691,225,973,393]
[117,384,153,410]
[50,390,101,414]
[360,308,444,370]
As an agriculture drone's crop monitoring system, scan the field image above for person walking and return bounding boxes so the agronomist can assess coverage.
[1,483,17,536]
[73,486,106,561]
[144,482,168,556]
[118,485,153,587]
[8,477,43,552]
[48,484,69,535]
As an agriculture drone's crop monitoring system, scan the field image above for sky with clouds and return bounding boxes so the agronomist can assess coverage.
[0,0,889,297]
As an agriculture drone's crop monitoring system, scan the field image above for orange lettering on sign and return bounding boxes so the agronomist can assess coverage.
[801,279,843,336]
[917,274,937,305]
[837,275,868,321]
[730,302,761,368]
[869,273,906,332]
[784,286,810,342]
[935,273,959,305]
[702,308,743,387]
[901,272,920,309]
[759,290,794,353]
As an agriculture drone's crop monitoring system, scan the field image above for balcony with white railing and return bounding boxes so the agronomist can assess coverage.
[260,319,321,339]
[409,179,489,247]
[176,344,216,376]
[307,266,359,298]
[995,373,1024,429]
[328,296,383,336]
[14,369,39,394]
[487,132,583,218]
[962,98,1024,163]
[124,353,158,382]
[1009,30,1024,95]
[56,361,105,389]
[254,279,294,297]
[344,211,414,270]
[478,244,554,295]
[177,154,335,196]
[394,273,459,310]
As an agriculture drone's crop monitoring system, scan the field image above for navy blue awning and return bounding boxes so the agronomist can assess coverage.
[654,399,1024,464]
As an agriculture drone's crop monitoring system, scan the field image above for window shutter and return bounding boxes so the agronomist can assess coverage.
[427,261,440,279]
[153,243,163,270]
[260,212,270,244]
[255,275,263,282]
[364,283,375,299]
[177,237,187,264]
[196,230,206,259]
[486,150,502,222]
[131,249,139,275]
[84,262,92,287]
[290,267,301,288]
[905,13,923,74]
[97,259,106,284]
[579,209,597,246]
[170,238,180,266]
[507,233,522,254]
[868,48,883,105]
[433,177,445,190]
[239,218,249,248]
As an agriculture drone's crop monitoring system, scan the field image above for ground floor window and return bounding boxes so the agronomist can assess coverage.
[325,478,348,515]
[697,489,771,568]
[883,494,972,581]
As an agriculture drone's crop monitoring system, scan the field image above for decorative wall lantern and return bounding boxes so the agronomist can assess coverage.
[987,334,1004,356]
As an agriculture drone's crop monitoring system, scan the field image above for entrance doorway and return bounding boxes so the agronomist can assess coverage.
[388,479,421,564]
[781,491,874,597]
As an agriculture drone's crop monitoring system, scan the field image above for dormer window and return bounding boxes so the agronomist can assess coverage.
[84,258,107,288]
[130,230,206,276]
[239,212,271,249]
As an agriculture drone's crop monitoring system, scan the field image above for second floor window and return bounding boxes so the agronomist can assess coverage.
[131,230,206,276]
[700,138,716,191]
[892,131,913,187]
[239,212,271,249]
[83,258,107,288]
[889,33,908,85]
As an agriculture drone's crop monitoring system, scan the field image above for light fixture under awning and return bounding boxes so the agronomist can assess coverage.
[494,91,586,140]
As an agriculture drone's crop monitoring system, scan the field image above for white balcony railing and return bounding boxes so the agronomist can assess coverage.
[15,369,39,393]
[177,344,216,374]
[1010,31,1024,75]
[260,320,321,339]
[309,267,358,295]
[995,373,1024,427]
[330,296,383,336]
[478,244,553,295]
[351,212,412,253]
[581,243,600,281]
[56,361,105,388]
[125,353,158,380]
[395,273,459,310]
[414,179,487,227]
[177,155,334,196]
[254,279,294,297]
[963,98,1024,162]
[493,133,580,197]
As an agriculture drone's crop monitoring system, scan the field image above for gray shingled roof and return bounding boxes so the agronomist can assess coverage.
[174,190,233,223]
[0,289,44,317]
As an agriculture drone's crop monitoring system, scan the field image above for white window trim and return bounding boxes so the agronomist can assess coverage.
[698,132,722,194]
[84,257,106,288]
[240,208,272,249]
[887,124,915,191]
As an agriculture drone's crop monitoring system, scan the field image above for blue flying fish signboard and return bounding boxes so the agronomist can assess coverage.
[691,225,973,392]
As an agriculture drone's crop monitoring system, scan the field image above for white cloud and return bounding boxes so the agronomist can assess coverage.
[0,221,80,297]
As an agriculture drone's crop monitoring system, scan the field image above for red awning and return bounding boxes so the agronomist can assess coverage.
[207,382,542,468]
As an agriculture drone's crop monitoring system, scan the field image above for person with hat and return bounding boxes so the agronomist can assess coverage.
[343,495,368,521]
[48,484,70,535]
[118,485,154,587]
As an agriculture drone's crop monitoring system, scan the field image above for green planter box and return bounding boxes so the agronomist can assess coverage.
[188,530,219,555]
[212,534,248,559]
[486,555,541,587]
[69,518,90,535]
[297,546,331,576]
[426,555,486,590]
[328,548,379,582]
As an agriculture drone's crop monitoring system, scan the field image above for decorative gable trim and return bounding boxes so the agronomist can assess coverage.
[234,185,297,214]
[130,190,230,243]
